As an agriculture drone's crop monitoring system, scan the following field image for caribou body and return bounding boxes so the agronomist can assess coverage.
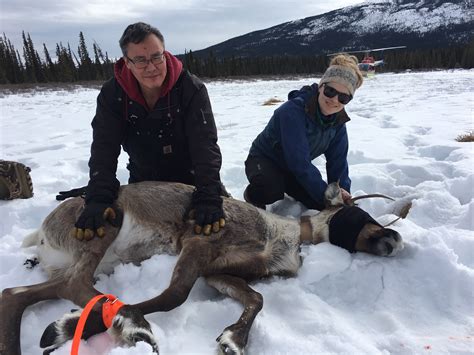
[0,181,403,355]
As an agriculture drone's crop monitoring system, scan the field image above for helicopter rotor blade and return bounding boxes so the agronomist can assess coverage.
[327,46,406,56]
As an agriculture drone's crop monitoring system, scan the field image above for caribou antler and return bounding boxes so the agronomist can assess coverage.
[347,193,395,206]
[383,201,413,226]
[347,193,412,226]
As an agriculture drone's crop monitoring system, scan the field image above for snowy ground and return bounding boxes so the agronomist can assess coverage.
[0,70,473,354]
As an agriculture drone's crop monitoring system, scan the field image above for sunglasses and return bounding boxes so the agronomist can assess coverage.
[322,84,353,105]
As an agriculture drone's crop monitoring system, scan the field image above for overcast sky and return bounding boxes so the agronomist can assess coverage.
[1,0,367,59]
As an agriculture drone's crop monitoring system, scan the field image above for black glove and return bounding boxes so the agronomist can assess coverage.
[56,186,87,201]
[73,202,121,241]
[190,187,225,236]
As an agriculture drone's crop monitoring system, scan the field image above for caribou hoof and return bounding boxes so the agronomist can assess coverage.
[40,309,81,350]
[216,330,244,355]
[40,306,159,354]
[40,308,106,351]
[110,305,159,353]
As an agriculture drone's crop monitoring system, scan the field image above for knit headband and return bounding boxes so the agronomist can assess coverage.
[319,65,358,96]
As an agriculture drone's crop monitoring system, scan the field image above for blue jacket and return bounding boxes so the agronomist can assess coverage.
[249,84,351,206]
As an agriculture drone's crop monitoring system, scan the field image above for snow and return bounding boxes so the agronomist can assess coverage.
[293,0,470,37]
[1,69,473,354]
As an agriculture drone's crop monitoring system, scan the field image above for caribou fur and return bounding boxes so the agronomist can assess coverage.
[0,181,403,355]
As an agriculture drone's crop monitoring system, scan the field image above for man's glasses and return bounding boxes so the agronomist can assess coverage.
[126,53,165,69]
[322,84,353,105]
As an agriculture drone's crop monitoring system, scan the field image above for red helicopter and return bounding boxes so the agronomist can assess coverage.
[329,46,406,77]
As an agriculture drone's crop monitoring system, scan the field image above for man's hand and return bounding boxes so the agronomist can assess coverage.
[56,186,87,201]
[73,202,119,241]
[193,203,225,235]
[188,186,225,236]
[341,188,352,204]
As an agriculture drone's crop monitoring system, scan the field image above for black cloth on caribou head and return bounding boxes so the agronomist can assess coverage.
[329,206,382,253]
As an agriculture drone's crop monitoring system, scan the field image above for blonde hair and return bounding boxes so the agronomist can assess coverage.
[328,54,364,90]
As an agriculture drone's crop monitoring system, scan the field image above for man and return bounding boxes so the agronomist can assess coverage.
[61,22,225,240]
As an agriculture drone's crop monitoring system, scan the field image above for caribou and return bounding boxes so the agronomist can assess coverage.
[0,181,404,355]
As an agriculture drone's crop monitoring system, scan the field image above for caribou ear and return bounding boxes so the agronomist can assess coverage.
[324,182,344,207]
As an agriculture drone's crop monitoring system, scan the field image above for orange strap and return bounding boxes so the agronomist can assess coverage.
[71,294,125,355]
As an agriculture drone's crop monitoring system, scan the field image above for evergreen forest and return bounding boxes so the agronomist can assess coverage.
[0,32,472,85]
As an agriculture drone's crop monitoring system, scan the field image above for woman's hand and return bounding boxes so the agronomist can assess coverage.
[341,188,352,204]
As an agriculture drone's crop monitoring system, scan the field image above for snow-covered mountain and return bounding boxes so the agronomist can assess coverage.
[192,0,473,58]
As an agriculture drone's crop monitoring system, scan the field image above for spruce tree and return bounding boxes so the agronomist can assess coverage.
[77,32,95,80]
[93,43,104,80]
[103,51,114,79]
[56,42,76,82]
[28,33,45,82]
[22,31,36,82]
[43,43,56,81]
[0,35,9,83]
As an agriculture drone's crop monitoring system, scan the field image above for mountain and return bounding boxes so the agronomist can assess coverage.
[190,0,473,58]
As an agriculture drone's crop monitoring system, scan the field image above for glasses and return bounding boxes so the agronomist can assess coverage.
[322,84,353,105]
[126,53,165,69]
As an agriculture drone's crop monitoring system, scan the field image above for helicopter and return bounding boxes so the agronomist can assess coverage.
[328,46,407,77]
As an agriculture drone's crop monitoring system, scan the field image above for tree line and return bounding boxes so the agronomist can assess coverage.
[182,41,473,78]
[0,32,114,84]
[0,32,472,85]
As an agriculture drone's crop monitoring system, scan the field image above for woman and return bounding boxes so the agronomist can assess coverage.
[244,54,364,210]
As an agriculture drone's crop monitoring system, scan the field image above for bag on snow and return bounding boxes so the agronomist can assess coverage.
[0,160,34,200]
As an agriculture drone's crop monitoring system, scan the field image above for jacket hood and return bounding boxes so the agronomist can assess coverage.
[114,51,183,107]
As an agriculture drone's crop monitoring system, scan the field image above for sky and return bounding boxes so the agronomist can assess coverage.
[1,0,368,59]
[0,69,473,354]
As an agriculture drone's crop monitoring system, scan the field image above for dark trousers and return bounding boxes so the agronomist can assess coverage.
[244,154,324,210]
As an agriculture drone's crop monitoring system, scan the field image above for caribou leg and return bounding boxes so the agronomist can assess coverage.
[38,231,117,351]
[44,237,215,353]
[39,227,158,353]
[206,275,263,355]
[132,237,213,314]
[39,283,107,353]
[0,279,64,355]
[40,282,159,354]
[128,238,267,354]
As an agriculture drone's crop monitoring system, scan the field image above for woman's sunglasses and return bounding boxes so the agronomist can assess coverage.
[322,84,353,105]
